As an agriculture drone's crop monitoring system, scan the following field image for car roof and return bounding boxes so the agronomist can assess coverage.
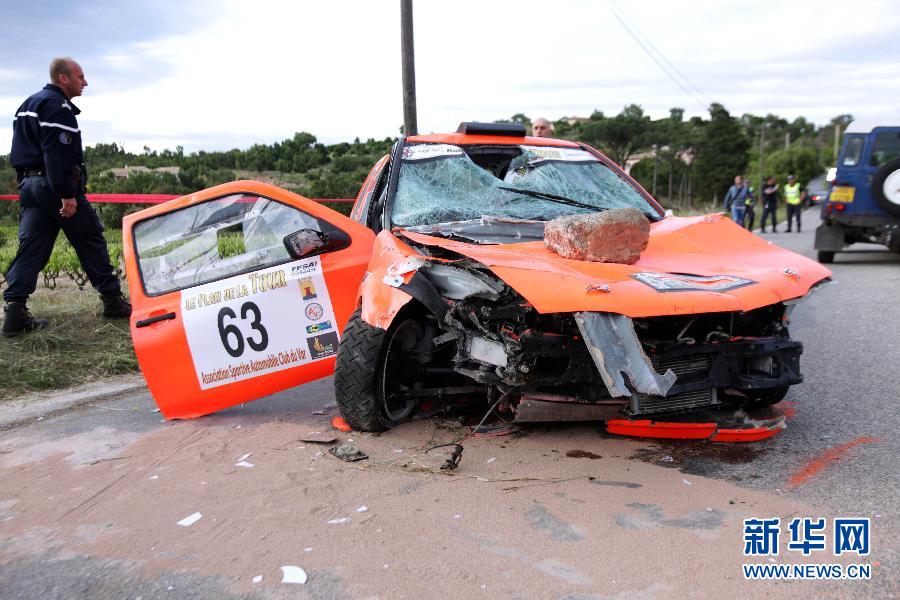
[406,132,582,148]
[844,120,900,134]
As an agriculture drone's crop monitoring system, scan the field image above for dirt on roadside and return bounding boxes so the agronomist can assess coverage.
[0,411,886,599]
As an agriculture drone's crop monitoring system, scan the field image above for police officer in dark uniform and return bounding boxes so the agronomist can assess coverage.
[3,57,131,337]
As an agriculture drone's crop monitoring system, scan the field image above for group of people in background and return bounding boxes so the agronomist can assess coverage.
[724,174,806,233]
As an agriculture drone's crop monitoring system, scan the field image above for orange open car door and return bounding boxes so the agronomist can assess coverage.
[122,181,375,419]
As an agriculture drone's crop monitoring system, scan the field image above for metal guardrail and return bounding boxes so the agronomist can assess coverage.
[0,194,355,204]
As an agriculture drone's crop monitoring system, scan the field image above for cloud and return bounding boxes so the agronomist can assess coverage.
[1,0,898,154]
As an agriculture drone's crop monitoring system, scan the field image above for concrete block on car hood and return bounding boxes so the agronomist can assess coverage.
[544,207,650,264]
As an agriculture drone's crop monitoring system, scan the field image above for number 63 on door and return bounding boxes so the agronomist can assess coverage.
[181,257,338,390]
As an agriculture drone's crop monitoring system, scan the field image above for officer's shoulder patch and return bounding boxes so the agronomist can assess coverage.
[59,131,72,145]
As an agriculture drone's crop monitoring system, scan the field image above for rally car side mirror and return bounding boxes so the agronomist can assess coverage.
[283,224,351,260]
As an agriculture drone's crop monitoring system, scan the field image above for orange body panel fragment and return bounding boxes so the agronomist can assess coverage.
[607,418,784,442]
[606,420,718,439]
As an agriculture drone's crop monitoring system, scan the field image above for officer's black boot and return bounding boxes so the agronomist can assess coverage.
[101,293,132,319]
[2,302,49,338]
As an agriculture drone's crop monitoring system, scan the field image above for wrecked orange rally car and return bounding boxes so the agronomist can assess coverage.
[123,122,831,433]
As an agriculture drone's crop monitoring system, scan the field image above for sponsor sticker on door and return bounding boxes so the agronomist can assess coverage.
[181,258,339,389]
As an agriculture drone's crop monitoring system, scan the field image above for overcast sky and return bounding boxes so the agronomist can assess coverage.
[1,0,898,154]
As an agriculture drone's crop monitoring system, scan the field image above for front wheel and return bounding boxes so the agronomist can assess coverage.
[334,309,422,432]
[817,250,835,264]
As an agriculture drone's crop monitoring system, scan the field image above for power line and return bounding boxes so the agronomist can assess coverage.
[609,0,713,105]
[605,0,711,110]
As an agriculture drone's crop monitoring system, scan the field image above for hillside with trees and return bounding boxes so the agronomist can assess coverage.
[1,104,852,227]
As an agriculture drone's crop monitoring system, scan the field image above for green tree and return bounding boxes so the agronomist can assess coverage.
[579,104,651,166]
[748,146,821,187]
[693,103,750,203]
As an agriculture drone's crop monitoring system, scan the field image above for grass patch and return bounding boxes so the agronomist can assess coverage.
[0,285,137,400]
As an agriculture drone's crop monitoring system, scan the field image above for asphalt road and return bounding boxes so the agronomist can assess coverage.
[0,208,897,599]
[650,209,900,515]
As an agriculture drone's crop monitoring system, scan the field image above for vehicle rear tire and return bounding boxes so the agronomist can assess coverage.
[872,158,900,217]
[334,309,423,432]
[817,250,835,264]
[745,385,789,408]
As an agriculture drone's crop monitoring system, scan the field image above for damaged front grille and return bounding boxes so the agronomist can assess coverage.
[629,388,718,415]
[652,354,711,378]
[626,355,717,416]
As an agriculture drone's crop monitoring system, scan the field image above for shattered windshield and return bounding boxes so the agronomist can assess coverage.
[390,143,657,227]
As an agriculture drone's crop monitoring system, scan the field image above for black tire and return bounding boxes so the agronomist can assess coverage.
[745,385,789,409]
[334,309,424,432]
[872,158,900,217]
[335,309,391,432]
[817,250,835,264]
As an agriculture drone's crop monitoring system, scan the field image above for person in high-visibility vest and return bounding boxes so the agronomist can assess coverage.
[784,174,805,233]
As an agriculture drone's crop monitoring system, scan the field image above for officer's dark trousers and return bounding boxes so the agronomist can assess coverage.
[742,206,755,230]
[786,204,802,232]
[760,204,778,232]
[3,176,120,303]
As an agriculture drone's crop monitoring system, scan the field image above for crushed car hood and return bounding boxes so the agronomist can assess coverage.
[397,214,832,317]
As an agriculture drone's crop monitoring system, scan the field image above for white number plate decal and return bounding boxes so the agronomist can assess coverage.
[181,258,338,389]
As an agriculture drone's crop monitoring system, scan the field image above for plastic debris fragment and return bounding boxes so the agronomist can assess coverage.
[332,416,353,432]
[235,452,254,468]
[177,512,202,527]
[329,443,368,462]
[280,565,308,585]
[252,575,262,584]
[327,517,351,524]
[300,432,338,444]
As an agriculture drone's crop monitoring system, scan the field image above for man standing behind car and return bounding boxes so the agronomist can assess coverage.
[723,175,751,226]
[759,175,780,233]
[532,117,554,137]
[3,58,130,337]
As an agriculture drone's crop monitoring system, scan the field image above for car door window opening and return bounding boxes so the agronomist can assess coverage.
[133,193,322,296]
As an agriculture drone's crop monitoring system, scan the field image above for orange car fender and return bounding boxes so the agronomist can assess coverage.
[358,231,430,330]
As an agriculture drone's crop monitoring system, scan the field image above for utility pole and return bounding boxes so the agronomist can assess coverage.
[785,132,790,150]
[758,124,766,193]
[400,0,418,136]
